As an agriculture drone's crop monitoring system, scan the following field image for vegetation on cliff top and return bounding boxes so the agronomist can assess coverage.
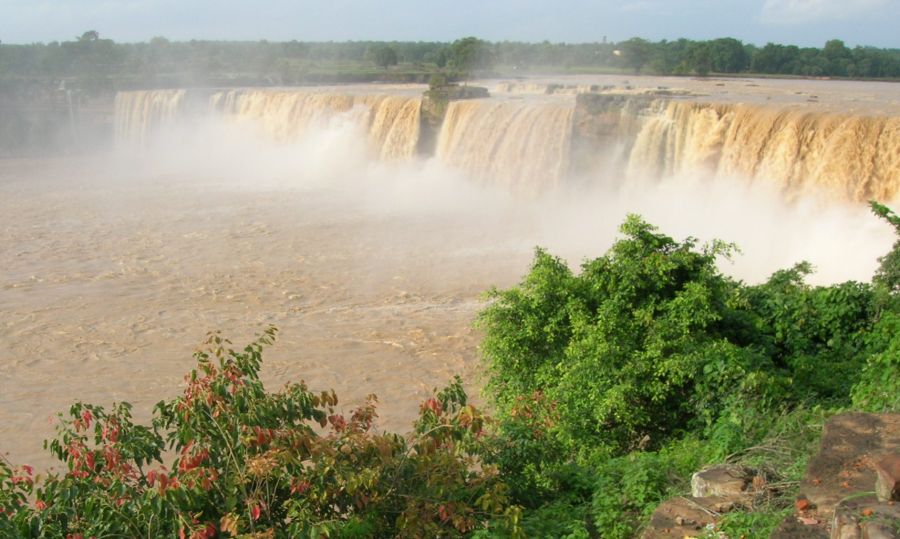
[1,203,898,537]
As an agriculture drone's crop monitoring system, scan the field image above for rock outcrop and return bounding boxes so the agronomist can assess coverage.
[643,413,900,539]
[641,496,722,539]
[773,413,900,539]
[874,455,900,502]
[691,465,753,499]
[830,495,900,539]
[417,84,489,155]
[642,466,757,538]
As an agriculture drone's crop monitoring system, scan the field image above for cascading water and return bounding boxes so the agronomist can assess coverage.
[113,88,900,201]
[627,101,900,201]
[209,89,422,160]
[116,89,422,160]
[114,89,186,146]
[435,99,575,192]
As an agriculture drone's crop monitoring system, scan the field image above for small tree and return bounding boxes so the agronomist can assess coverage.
[428,72,448,90]
[436,48,449,69]
[368,45,398,70]
[619,37,652,74]
[77,30,99,43]
[449,37,493,78]
[870,201,900,294]
[689,42,713,76]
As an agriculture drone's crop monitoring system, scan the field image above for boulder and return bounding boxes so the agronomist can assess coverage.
[802,413,900,516]
[641,496,725,539]
[769,516,829,539]
[874,454,900,502]
[691,464,752,498]
[830,495,900,539]
[771,414,900,539]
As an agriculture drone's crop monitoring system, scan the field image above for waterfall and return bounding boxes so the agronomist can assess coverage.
[112,88,900,201]
[435,99,574,192]
[627,101,900,201]
[114,90,186,146]
[209,90,422,160]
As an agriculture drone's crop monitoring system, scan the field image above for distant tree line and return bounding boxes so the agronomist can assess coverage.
[611,37,900,78]
[1,32,898,96]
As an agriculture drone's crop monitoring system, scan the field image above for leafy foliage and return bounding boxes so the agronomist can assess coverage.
[714,509,792,538]
[480,214,888,455]
[852,307,900,413]
[745,264,874,402]
[0,329,521,538]
[590,443,700,539]
[478,210,897,536]
[447,37,494,76]
[482,215,778,453]
[851,202,900,412]
[870,201,900,294]
[367,45,398,69]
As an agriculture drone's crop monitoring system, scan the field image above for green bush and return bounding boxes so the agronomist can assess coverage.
[745,264,874,402]
[871,201,900,294]
[851,202,900,412]
[714,509,792,538]
[479,214,888,458]
[476,210,897,537]
[479,215,783,454]
[852,310,900,412]
[428,73,449,89]
[591,447,694,539]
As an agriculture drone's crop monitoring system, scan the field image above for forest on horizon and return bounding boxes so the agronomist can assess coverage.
[2,33,900,96]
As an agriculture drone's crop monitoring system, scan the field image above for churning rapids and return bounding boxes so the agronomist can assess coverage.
[2,76,899,469]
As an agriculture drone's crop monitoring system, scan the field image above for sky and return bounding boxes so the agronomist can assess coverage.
[1,0,898,48]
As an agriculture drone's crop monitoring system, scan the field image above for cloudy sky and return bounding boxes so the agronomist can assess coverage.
[0,0,897,47]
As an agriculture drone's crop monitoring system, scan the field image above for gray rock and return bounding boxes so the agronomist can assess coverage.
[832,507,862,539]
[691,464,751,498]
[641,496,722,539]
[874,454,900,502]
[769,516,829,539]
[862,522,899,539]
[830,497,900,539]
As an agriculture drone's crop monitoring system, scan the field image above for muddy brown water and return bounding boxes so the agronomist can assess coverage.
[0,155,533,470]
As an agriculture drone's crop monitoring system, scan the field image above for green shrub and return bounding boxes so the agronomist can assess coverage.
[428,73,449,89]
[476,211,895,537]
[852,310,900,411]
[480,391,578,505]
[589,437,709,539]
[851,202,900,412]
[714,509,792,539]
[479,215,784,454]
[472,498,591,539]
[870,201,900,294]
[745,264,874,402]
[479,213,890,458]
